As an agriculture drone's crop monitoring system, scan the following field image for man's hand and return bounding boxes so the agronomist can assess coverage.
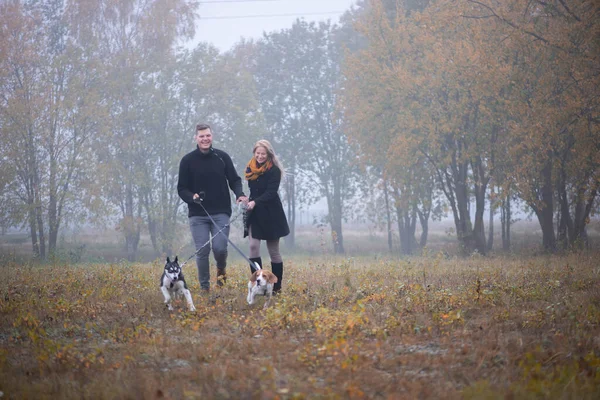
[193,191,206,203]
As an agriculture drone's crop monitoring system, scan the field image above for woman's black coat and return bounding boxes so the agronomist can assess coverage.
[244,165,290,240]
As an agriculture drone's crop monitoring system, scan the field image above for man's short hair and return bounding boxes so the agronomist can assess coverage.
[196,123,211,132]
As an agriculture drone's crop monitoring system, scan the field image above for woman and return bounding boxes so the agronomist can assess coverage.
[244,139,290,293]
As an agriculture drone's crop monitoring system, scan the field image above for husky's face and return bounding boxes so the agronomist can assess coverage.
[164,257,181,282]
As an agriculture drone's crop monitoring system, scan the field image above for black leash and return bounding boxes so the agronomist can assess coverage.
[178,204,245,268]
[191,195,260,272]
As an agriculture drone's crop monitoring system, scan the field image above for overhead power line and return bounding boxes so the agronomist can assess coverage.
[199,11,345,20]
[198,0,324,3]
[199,0,279,3]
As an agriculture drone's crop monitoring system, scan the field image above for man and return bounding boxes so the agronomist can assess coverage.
[177,123,247,291]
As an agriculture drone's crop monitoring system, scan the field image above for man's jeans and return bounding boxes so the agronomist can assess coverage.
[189,214,230,290]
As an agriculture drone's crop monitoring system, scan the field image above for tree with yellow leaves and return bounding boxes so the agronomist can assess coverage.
[344,0,507,254]
[344,0,599,253]
[465,0,600,250]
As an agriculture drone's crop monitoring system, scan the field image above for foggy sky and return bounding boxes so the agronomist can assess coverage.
[190,0,357,51]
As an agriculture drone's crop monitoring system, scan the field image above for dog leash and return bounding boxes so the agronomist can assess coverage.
[178,203,245,269]
[193,196,261,272]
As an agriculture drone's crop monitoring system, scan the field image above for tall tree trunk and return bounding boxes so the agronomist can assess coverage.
[395,204,415,255]
[27,124,45,259]
[142,189,160,255]
[501,193,511,251]
[162,218,174,256]
[396,210,410,255]
[48,154,59,257]
[409,210,418,251]
[47,177,63,257]
[148,217,158,254]
[33,163,45,260]
[487,201,494,252]
[284,169,296,249]
[28,205,40,258]
[24,167,40,257]
[506,198,511,250]
[166,200,182,256]
[571,186,596,249]
[416,180,433,249]
[417,208,429,248]
[472,157,489,254]
[532,162,556,252]
[556,168,572,249]
[35,192,45,260]
[383,179,393,252]
[124,182,140,262]
[48,212,59,257]
[328,179,345,254]
[536,206,556,252]
[330,217,345,254]
[454,162,476,255]
[47,93,59,257]
[473,184,487,255]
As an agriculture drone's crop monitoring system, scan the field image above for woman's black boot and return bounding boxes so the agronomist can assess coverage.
[271,262,283,293]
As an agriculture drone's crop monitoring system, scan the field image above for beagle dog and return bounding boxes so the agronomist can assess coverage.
[247,267,278,309]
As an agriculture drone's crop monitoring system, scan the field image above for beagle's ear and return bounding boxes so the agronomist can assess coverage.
[266,271,278,284]
[250,271,259,282]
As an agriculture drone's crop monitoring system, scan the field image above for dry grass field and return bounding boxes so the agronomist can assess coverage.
[1,246,599,399]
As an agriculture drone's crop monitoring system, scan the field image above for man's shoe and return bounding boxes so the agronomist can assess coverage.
[217,268,227,287]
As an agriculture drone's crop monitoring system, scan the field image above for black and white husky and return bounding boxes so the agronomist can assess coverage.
[160,257,196,311]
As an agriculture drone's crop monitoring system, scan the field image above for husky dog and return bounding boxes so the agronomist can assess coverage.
[160,257,196,311]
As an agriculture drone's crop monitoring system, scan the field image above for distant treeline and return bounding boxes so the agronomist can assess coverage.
[0,0,598,260]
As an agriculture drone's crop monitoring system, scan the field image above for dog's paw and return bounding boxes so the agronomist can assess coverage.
[166,304,174,311]
[189,305,196,312]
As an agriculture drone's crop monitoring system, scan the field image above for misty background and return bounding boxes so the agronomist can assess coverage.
[0,0,598,262]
